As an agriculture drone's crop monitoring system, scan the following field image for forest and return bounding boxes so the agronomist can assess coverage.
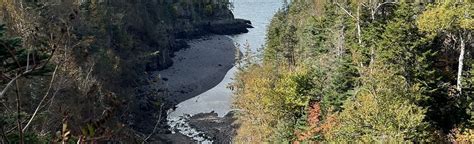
[0,0,243,143]
[232,0,474,143]
[1,0,473,143]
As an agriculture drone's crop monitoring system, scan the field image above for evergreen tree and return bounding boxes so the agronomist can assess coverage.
[417,1,473,95]
[264,10,288,62]
[0,24,24,76]
[417,1,474,131]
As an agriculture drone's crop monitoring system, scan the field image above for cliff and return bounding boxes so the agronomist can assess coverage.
[78,0,249,70]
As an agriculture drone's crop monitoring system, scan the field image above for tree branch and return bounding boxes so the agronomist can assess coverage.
[143,103,164,143]
[335,3,355,19]
[374,2,397,13]
[0,71,29,99]
[15,75,24,144]
[22,65,59,132]
[0,123,9,144]
[0,48,56,99]
[2,42,22,70]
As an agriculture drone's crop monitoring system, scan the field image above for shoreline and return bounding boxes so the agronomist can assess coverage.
[155,35,237,104]
[153,35,238,143]
[142,0,281,142]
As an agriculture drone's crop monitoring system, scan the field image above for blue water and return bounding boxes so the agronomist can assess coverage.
[230,0,284,52]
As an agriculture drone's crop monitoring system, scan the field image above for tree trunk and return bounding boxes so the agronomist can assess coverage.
[15,78,24,144]
[369,7,376,66]
[371,9,375,21]
[456,34,465,95]
[357,5,362,45]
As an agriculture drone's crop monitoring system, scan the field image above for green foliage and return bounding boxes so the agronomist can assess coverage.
[417,2,474,33]
[319,56,357,113]
[233,63,317,142]
[417,2,474,131]
[327,65,430,142]
[234,1,473,143]
[264,10,288,62]
[0,24,24,72]
[468,62,474,125]
[205,4,214,16]
[378,3,436,99]
[7,133,46,144]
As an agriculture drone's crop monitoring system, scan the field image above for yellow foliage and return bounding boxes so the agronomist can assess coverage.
[325,65,430,142]
[454,128,474,143]
[232,65,279,142]
[417,2,473,32]
[232,64,313,143]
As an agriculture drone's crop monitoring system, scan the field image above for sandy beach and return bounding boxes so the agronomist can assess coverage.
[155,35,237,104]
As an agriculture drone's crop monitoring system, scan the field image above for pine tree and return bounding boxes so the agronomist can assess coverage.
[264,10,288,62]
[0,24,24,76]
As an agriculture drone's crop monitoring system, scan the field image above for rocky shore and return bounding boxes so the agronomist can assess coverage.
[188,111,238,143]
[136,35,239,143]
[207,19,253,35]
[174,19,252,39]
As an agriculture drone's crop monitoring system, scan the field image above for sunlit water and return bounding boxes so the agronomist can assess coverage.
[167,0,283,143]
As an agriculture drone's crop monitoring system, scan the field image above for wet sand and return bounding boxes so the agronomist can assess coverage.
[152,35,237,143]
[156,35,237,105]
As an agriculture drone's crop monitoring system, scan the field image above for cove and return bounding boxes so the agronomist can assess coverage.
[164,0,284,142]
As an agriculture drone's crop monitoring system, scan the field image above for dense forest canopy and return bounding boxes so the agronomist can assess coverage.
[232,0,473,143]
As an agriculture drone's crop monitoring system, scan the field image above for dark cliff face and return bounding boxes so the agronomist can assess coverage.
[85,0,247,71]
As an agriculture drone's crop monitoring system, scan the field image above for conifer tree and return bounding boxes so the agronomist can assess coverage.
[417,1,473,95]
[417,1,473,131]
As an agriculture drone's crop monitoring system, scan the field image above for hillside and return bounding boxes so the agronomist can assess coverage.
[232,0,473,143]
[0,0,249,143]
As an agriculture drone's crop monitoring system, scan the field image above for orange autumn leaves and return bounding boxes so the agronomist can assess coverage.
[294,102,336,143]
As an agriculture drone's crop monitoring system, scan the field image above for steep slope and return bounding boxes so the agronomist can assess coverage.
[0,0,249,142]
[233,1,473,143]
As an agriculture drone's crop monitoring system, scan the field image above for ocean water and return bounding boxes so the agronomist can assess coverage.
[230,0,284,52]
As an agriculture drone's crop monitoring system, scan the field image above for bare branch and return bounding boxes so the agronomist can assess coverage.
[374,2,397,13]
[2,42,22,69]
[0,70,30,99]
[143,103,164,143]
[26,48,30,72]
[22,65,59,132]
[1,47,56,99]
[15,74,24,144]
[335,3,355,19]
[1,124,9,144]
